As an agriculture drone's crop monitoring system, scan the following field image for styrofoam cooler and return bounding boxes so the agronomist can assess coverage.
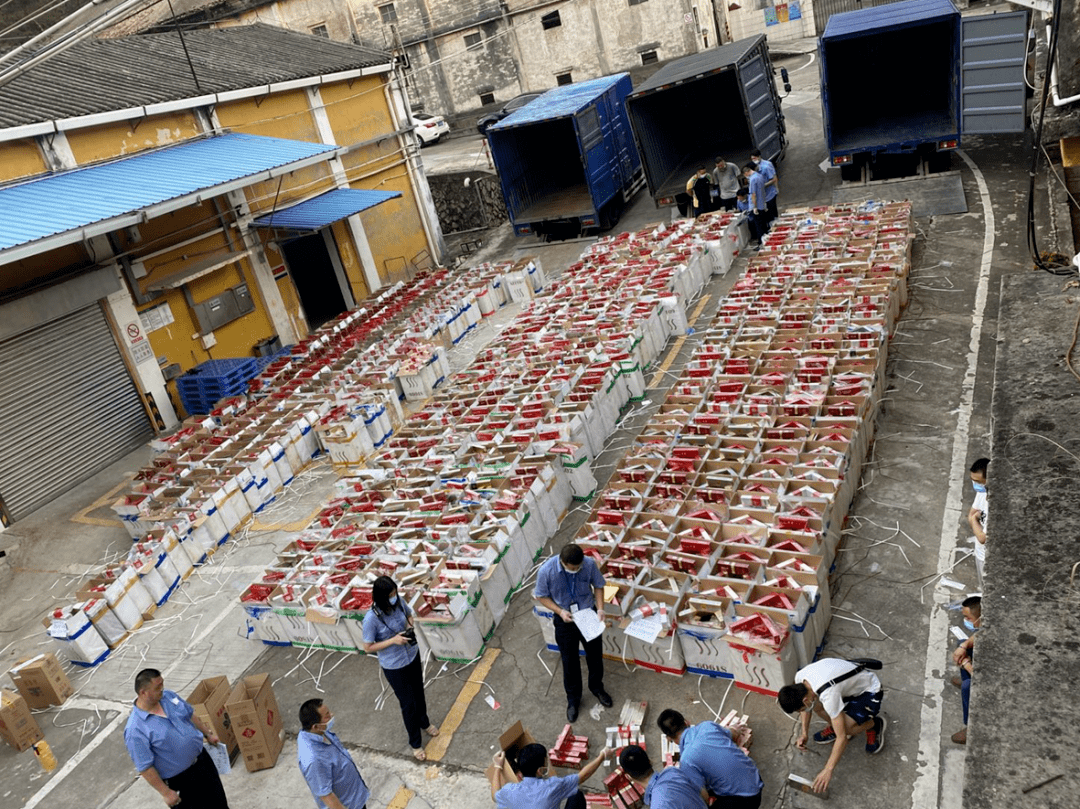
[269,440,294,486]
[102,573,145,631]
[241,603,291,646]
[83,597,127,648]
[46,606,110,667]
[478,556,515,625]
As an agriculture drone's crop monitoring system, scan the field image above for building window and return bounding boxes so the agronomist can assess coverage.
[479,92,496,105]
[378,3,397,23]
[464,32,482,51]
[556,71,573,86]
[640,50,658,65]
[629,0,648,5]
[541,10,561,29]
[311,24,328,37]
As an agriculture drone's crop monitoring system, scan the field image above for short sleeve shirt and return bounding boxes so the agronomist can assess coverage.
[797,659,881,719]
[756,158,778,202]
[533,556,604,612]
[644,767,709,809]
[713,163,741,198]
[362,603,418,670]
[298,729,370,809]
[679,722,763,797]
[747,172,766,212]
[123,691,204,779]
[495,774,579,809]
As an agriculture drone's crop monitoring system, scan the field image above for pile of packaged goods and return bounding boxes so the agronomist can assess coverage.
[542,201,913,695]
[237,220,721,664]
[41,263,529,666]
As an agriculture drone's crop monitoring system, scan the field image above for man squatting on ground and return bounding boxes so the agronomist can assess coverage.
[777,658,886,794]
[489,742,611,809]
[657,709,763,808]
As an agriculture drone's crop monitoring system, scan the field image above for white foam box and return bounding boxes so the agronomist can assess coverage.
[722,605,799,697]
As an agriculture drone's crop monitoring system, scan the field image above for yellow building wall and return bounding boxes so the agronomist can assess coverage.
[65,112,203,164]
[0,138,47,183]
[319,78,429,288]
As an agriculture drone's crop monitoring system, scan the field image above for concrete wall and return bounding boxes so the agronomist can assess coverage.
[722,0,817,44]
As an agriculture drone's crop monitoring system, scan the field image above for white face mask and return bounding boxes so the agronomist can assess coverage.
[324,716,336,732]
[562,565,579,575]
[389,595,398,605]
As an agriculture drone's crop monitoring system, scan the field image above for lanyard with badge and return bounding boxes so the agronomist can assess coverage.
[562,567,581,613]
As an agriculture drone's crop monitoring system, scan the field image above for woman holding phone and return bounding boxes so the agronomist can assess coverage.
[362,575,440,760]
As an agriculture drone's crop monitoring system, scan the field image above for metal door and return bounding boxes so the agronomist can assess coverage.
[0,303,152,521]
[578,104,616,208]
[960,10,1029,134]
[739,46,784,162]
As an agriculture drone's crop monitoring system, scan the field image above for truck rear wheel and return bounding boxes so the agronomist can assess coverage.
[840,162,862,183]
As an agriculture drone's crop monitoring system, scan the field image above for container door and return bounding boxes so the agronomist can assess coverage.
[960,10,1028,134]
[578,104,616,209]
[739,45,784,161]
[0,303,153,522]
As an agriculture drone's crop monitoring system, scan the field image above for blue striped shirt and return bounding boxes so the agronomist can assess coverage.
[679,722,763,797]
[362,603,418,670]
[533,555,604,612]
[124,691,204,779]
[496,773,579,808]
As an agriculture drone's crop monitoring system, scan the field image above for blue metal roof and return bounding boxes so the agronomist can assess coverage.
[0,133,339,262]
[822,0,958,40]
[252,188,402,231]
[492,73,630,130]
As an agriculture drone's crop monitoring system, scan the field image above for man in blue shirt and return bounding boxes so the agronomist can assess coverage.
[534,544,612,722]
[298,699,370,809]
[489,742,610,808]
[123,668,229,808]
[742,163,769,248]
[750,149,778,223]
[657,709,763,807]
[619,744,707,809]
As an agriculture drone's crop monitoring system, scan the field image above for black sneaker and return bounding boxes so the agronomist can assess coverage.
[866,715,886,754]
[813,725,837,744]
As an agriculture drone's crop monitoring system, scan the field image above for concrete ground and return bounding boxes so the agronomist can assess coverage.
[0,25,1064,809]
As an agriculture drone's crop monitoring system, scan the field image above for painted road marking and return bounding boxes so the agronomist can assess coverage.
[911,149,995,809]
[648,294,711,388]
[70,474,134,526]
[424,647,501,762]
[387,785,415,808]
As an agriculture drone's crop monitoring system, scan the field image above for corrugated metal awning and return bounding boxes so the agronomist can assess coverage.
[0,133,342,266]
[251,188,402,232]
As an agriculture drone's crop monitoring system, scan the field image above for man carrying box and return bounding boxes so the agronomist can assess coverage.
[489,742,610,808]
[124,668,229,808]
[777,658,886,794]
[534,544,613,723]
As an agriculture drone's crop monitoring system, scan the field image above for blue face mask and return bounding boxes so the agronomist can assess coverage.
[972,482,986,493]
[963,619,977,632]
[324,716,335,732]
[389,595,398,605]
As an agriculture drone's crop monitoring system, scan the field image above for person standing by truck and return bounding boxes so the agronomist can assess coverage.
[750,149,778,223]
[742,163,768,247]
[684,166,714,217]
[712,157,742,211]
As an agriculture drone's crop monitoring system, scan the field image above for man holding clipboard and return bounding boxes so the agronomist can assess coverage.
[534,544,612,723]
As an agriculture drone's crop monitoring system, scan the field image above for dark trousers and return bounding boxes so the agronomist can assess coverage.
[766,197,778,222]
[164,749,229,808]
[383,653,430,749]
[565,790,587,809]
[554,615,604,704]
[711,791,762,809]
[747,211,769,244]
[718,196,737,211]
[961,668,971,725]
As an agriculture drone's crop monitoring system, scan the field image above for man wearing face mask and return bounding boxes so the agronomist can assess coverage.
[950,596,981,744]
[298,699,370,809]
[489,742,611,808]
[968,458,989,587]
[534,544,612,722]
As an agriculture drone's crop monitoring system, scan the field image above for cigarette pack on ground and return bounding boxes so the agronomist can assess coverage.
[788,772,828,799]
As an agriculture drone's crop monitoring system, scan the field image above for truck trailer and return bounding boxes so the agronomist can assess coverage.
[625,36,786,211]
[819,0,1028,180]
[486,73,644,239]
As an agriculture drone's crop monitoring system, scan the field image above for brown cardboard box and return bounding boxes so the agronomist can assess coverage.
[225,673,283,772]
[0,689,44,752]
[484,720,538,786]
[7,653,74,710]
[187,676,237,758]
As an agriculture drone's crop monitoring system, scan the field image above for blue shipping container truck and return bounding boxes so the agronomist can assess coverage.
[487,74,644,239]
[820,0,1027,179]
[625,36,786,211]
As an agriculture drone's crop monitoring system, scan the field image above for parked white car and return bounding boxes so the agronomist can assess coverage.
[414,112,450,145]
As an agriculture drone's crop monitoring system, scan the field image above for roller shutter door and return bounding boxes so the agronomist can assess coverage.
[0,303,152,521]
